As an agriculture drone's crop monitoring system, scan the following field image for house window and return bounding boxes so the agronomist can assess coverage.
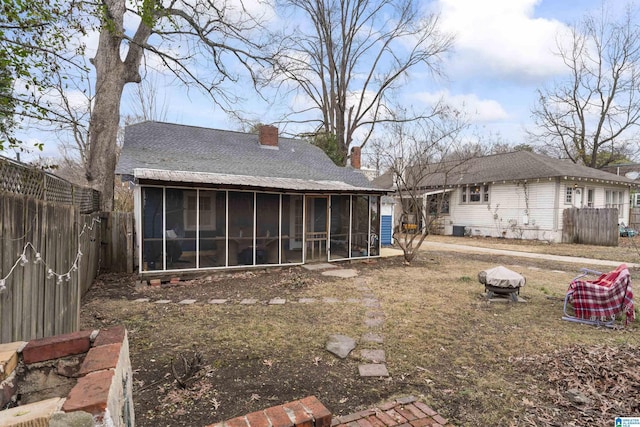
[587,189,594,208]
[461,185,489,204]
[633,192,640,207]
[428,193,450,215]
[565,187,573,204]
[184,191,216,230]
[605,189,624,211]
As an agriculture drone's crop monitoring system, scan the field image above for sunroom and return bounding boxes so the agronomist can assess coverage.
[135,170,383,274]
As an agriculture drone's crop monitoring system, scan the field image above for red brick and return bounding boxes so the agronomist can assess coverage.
[377,401,397,411]
[62,369,114,415]
[78,343,122,375]
[226,416,249,427]
[431,415,447,426]
[409,418,437,427]
[346,422,359,427]
[150,279,161,286]
[265,404,294,427]
[299,396,332,427]
[93,325,126,347]
[337,413,366,424]
[412,403,437,417]
[366,415,387,427]
[397,424,412,427]
[395,407,417,421]
[356,418,374,427]
[372,411,396,427]
[385,409,407,424]
[396,397,417,405]
[22,330,92,364]
[170,277,180,284]
[246,410,271,427]
[283,400,314,427]
[403,404,426,420]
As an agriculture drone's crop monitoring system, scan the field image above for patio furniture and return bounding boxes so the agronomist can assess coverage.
[562,264,635,327]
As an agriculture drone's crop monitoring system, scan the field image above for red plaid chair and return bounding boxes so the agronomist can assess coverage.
[562,264,635,327]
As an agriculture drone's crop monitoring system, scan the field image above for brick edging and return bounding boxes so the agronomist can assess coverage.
[207,396,331,427]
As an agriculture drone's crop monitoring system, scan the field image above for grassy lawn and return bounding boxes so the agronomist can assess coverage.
[80,240,640,426]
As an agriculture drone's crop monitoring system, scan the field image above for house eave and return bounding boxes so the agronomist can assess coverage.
[133,168,388,194]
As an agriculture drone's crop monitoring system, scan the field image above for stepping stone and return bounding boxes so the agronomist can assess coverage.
[303,263,336,271]
[366,311,385,319]
[323,297,339,304]
[298,298,316,304]
[359,363,389,377]
[132,298,150,303]
[326,334,356,359]
[269,298,286,305]
[346,298,360,304]
[154,300,171,304]
[362,333,384,343]
[365,317,384,328]
[178,299,197,305]
[240,298,258,305]
[362,298,381,308]
[321,269,358,278]
[361,349,386,363]
[208,299,228,304]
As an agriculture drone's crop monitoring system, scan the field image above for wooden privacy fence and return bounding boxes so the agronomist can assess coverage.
[0,156,102,343]
[103,212,135,273]
[562,208,618,246]
[0,193,102,343]
[629,207,640,230]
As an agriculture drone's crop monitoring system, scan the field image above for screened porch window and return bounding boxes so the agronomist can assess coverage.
[184,191,216,230]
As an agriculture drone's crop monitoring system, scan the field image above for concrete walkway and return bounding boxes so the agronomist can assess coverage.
[381,242,639,268]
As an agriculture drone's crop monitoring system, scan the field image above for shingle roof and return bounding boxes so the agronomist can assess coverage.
[116,121,383,192]
[412,151,639,188]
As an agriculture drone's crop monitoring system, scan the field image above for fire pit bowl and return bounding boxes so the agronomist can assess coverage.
[478,266,526,302]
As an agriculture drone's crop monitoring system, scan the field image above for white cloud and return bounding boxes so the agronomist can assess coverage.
[437,0,569,82]
[413,90,509,123]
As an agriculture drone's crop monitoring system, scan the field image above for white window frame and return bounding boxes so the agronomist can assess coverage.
[565,187,573,204]
[184,190,216,231]
[461,185,489,204]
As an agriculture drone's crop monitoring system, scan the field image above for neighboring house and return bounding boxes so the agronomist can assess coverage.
[115,121,386,275]
[601,163,640,207]
[373,151,640,243]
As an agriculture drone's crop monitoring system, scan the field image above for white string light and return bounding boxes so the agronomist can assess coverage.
[0,217,101,292]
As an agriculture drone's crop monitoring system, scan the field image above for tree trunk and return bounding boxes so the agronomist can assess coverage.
[85,0,149,211]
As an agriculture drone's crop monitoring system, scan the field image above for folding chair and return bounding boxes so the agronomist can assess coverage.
[562,264,635,327]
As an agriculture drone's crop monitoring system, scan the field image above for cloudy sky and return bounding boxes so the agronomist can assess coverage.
[11,0,629,163]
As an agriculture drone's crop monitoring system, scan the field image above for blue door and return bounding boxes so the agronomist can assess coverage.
[381,215,392,245]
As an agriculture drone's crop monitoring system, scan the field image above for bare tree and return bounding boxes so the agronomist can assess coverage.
[373,105,470,263]
[530,4,640,168]
[276,0,453,164]
[83,0,279,210]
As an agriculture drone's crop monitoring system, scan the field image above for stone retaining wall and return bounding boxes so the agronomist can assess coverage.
[0,325,134,426]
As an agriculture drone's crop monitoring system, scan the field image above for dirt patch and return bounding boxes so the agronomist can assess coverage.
[80,252,639,427]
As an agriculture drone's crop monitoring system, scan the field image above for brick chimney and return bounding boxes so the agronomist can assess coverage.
[259,125,278,147]
[350,146,361,169]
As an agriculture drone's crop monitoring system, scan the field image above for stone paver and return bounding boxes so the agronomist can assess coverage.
[362,333,384,343]
[154,300,171,304]
[346,298,361,304]
[362,298,381,308]
[269,298,286,305]
[365,317,384,328]
[302,263,336,271]
[358,363,389,377]
[323,297,339,304]
[299,298,316,304]
[178,299,197,305]
[321,269,359,278]
[133,298,150,303]
[361,349,386,363]
[208,299,228,304]
[240,298,258,305]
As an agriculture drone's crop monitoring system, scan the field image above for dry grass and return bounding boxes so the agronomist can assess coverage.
[363,253,639,425]
[424,234,640,264]
[81,247,639,426]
